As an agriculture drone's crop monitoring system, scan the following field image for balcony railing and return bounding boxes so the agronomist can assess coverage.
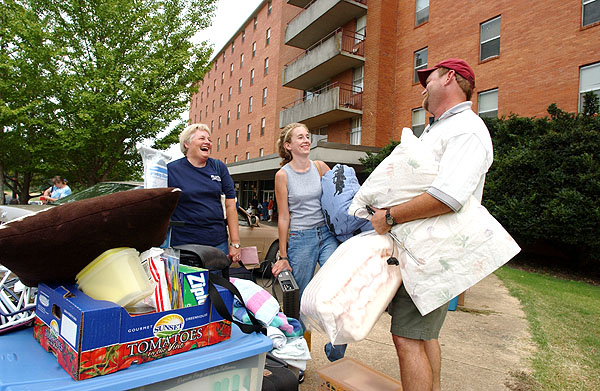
[284,28,366,69]
[282,81,363,110]
[287,0,368,26]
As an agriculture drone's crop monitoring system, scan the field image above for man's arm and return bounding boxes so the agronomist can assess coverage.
[370,192,452,234]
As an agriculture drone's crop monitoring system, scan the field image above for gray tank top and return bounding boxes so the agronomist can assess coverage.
[282,161,325,230]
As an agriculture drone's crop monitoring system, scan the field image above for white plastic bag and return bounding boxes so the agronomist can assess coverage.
[300,231,402,345]
[137,145,171,189]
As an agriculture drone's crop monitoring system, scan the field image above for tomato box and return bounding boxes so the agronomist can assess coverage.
[33,282,233,380]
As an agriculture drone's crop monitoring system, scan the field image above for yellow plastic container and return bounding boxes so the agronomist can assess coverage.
[76,247,154,307]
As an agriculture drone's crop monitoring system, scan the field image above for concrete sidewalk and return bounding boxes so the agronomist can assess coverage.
[297,273,535,390]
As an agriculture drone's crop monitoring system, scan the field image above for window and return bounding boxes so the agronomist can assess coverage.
[264,57,269,75]
[222,53,225,63]
[210,120,214,131]
[238,78,243,93]
[247,124,251,141]
[480,16,501,61]
[350,117,362,145]
[310,126,328,145]
[252,42,256,57]
[268,2,272,15]
[353,66,364,91]
[231,42,235,54]
[219,93,223,107]
[214,61,218,71]
[218,115,222,129]
[412,108,426,137]
[235,129,239,145]
[254,16,257,30]
[226,134,229,148]
[217,137,220,152]
[205,105,208,117]
[237,104,241,119]
[248,96,253,113]
[213,79,216,91]
[242,29,246,42]
[207,86,209,96]
[228,86,232,101]
[583,0,600,26]
[261,117,266,136]
[212,99,215,112]
[355,15,366,42]
[579,62,600,111]
[234,155,238,162]
[413,47,427,83]
[199,111,201,121]
[246,152,250,160]
[224,157,228,163]
[416,0,429,25]
[227,110,231,124]
[262,87,267,105]
[221,72,224,84]
[259,148,264,157]
[250,69,255,85]
[240,53,244,68]
[201,91,203,101]
[478,89,499,118]
[230,63,233,76]
[266,28,271,45]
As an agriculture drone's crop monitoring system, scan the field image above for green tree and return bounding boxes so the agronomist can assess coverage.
[1,0,216,200]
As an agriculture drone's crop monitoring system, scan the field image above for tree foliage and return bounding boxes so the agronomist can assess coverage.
[1,0,216,202]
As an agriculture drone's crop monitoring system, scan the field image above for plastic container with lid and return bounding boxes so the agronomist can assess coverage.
[76,247,154,307]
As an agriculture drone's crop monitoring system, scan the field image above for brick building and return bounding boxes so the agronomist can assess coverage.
[190,0,600,206]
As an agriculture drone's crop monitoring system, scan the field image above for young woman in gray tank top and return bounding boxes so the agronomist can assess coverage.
[272,122,347,363]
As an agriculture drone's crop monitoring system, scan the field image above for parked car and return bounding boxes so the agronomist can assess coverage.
[0,182,279,267]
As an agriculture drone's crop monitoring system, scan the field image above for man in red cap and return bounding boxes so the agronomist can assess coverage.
[370,58,493,391]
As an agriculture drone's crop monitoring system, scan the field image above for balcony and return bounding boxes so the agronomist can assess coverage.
[287,0,312,7]
[283,28,365,90]
[279,82,362,129]
[285,0,368,49]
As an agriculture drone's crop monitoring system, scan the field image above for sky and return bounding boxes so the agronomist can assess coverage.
[157,0,263,159]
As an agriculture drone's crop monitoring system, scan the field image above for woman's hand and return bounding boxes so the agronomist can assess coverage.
[229,245,242,263]
[271,258,292,278]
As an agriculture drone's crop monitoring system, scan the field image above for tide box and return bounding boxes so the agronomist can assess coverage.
[33,282,233,380]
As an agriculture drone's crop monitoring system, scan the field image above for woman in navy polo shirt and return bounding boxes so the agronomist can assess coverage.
[167,123,242,262]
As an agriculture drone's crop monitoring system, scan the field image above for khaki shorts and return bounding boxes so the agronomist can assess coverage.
[388,284,449,340]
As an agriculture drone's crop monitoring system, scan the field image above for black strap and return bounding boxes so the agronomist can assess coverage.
[208,272,266,335]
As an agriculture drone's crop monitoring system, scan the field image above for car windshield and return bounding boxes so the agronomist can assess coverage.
[50,182,141,205]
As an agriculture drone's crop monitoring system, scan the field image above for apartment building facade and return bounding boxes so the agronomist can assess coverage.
[190,0,600,206]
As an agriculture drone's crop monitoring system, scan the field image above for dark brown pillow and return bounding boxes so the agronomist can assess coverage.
[0,188,181,286]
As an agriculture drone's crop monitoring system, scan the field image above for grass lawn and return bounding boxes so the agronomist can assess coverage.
[495,266,600,391]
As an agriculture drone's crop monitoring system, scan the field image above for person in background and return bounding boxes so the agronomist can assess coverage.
[261,199,269,220]
[167,123,242,263]
[271,122,346,364]
[41,176,72,203]
[268,197,274,221]
[370,58,493,391]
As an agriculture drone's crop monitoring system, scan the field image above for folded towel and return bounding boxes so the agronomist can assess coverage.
[230,277,279,325]
[266,326,286,349]
[272,337,311,361]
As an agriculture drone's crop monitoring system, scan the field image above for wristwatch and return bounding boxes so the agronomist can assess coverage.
[230,243,241,249]
[385,209,397,226]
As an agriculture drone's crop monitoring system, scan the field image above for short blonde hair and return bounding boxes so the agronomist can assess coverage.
[179,123,211,155]
[276,123,309,166]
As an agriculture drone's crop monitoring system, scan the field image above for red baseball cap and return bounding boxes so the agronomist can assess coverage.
[417,58,475,88]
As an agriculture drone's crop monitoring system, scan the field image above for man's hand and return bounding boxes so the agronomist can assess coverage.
[369,206,392,235]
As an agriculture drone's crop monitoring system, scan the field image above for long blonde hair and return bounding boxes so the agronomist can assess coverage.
[276,123,308,167]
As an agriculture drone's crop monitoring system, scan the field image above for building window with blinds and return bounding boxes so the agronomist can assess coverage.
[579,62,600,112]
[480,16,501,62]
[414,47,428,83]
[415,0,429,26]
[478,89,499,118]
[350,117,362,145]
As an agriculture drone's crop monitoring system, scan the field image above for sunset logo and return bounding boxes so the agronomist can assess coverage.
[153,314,185,338]
[50,319,59,336]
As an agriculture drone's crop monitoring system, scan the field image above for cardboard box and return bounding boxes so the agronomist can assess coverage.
[317,357,402,391]
[33,282,233,380]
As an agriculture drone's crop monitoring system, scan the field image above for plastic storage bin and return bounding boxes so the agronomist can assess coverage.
[0,324,271,391]
[130,352,266,391]
[448,295,459,311]
[317,357,402,391]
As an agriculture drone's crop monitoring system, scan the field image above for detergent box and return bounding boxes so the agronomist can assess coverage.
[33,282,233,380]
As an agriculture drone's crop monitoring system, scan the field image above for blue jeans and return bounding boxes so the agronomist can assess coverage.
[287,225,346,361]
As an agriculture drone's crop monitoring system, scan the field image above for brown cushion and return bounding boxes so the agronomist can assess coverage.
[0,187,181,286]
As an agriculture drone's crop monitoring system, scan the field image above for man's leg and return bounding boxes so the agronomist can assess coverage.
[392,335,432,391]
[424,339,442,391]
